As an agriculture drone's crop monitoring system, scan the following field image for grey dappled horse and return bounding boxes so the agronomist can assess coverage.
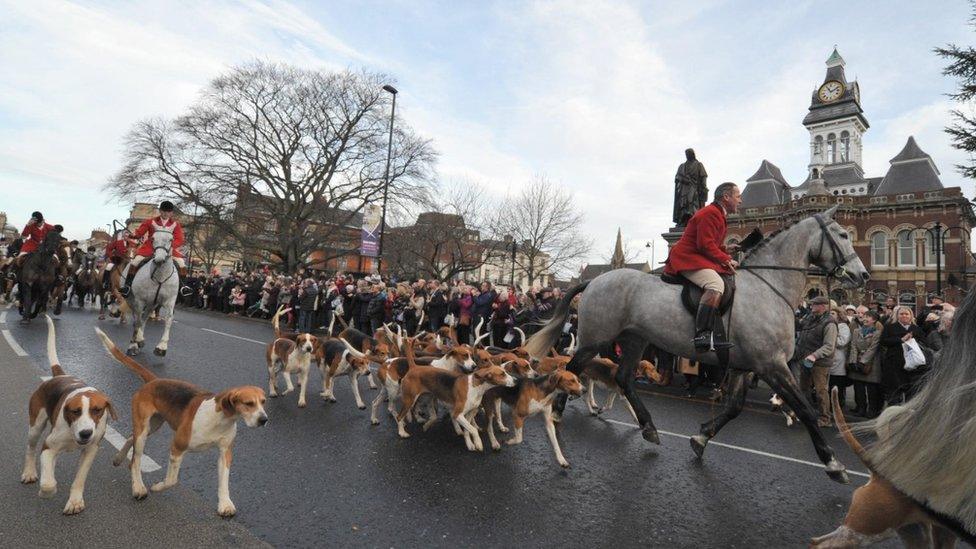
[526,205,868,483]
[125,229,178,357]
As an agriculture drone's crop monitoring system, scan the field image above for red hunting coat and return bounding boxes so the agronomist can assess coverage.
[20,221,55,253]
[663,203,732,276]
[133,216,184,258]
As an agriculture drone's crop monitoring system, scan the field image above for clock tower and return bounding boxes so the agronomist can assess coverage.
[802,47,869,192]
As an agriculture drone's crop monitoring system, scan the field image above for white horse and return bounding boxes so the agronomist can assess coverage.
[124,230,178,357]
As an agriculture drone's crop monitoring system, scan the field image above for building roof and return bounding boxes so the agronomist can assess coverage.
[579,262,651,281]
[873,137,943,196]
[741,160,791,207]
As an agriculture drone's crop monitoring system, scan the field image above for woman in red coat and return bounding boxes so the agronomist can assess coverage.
[663,183,742,352]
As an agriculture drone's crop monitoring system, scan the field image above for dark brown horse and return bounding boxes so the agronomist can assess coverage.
[17,228,62,324]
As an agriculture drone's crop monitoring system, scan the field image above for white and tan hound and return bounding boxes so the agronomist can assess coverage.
[95,328,267,517]
[396,364,515,452]
[320,338,371,409]
[482,370,583,467]
[21,315,117,514]
[581,358,662,423]
[266,333,319,408]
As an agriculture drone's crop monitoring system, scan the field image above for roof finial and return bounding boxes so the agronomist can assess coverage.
[826,46,845,68]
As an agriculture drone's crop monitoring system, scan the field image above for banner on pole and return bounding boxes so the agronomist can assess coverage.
[360,204,382,257]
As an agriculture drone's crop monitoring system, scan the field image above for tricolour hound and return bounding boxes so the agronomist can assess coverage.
[21,315,117,514]
[94,328,267,517]
[266,332,319,408]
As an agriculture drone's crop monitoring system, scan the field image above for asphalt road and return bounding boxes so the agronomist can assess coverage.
[0,302,899,548]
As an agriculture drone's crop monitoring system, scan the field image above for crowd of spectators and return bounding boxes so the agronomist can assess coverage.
[178,268,568,349]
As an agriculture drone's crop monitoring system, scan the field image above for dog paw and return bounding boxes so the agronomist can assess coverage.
[269,392,279,398]
[62,498,85,515]
[558,460,570,468]
[357,404,366,410]
[150,481,173,493]
[371,419,380,425]
[491,443,501,451]
[20,470,38,484]
[132,486,148,500]
[217,501,236,518]
[505,439,519,446]
[298,401,306,408]
[328,397,337,403]
[38,483,57,498]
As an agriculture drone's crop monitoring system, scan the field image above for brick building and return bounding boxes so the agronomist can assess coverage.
[729,48,976,307]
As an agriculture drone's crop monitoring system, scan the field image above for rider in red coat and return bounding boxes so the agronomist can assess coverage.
[18,211,54,257]
[664,183,742,352]
[120,201,188,296]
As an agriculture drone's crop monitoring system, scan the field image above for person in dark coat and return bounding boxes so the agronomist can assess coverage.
[472,282,497,328]
[879,305,923,405]
[427,282,449,331]
[491,288,512,348]
[353,284,372,333]
[297,278,318,333]
[367,284,388,333]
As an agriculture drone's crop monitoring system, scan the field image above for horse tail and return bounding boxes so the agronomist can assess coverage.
[44,315,65,377]
[523,282,589,360]
[831,386,866,462]
[94,327,157,383]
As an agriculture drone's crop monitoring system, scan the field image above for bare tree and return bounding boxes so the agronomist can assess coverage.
[492,176,592,284]
[183,215,237,273]
[107,62,436,272]
[386,181,495,281]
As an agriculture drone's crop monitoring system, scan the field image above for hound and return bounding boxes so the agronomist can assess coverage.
[94,328,267,517]
[809,388,958,547]
[371,337,418,425]
[22,315,117,515]
[322,339,371,409]
[337,327,390,389]
[396,365,515,451]
[266,333,319,408]
[769,393,797,427]
[582,359,663,423]
[482,370,583,467]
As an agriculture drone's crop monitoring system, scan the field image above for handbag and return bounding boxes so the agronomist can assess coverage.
[902,338,926,372]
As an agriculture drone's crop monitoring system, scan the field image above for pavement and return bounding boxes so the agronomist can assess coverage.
[0,302,900,548]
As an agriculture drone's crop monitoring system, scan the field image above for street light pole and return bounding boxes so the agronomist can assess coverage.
[376,84,398,275]
[510,239,517,287]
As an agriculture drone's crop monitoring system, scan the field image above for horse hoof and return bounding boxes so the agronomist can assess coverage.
[690,435,708,459]
[126,348,139,356]
[641,426,660,445]
[825,458,850,484]
[137,341,144,348]
[153,348,166,357]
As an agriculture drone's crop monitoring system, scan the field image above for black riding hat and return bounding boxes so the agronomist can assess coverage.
[31,211,43,221]
[70,240,79,245]
[53,225,63,233]
[159,200,175,212]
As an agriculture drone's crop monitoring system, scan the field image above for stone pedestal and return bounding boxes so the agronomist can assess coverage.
[662,226,685,250]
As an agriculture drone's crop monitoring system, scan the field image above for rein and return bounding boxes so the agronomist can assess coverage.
[148,240,176,306]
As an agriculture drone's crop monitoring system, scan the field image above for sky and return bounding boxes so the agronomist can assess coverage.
[1,0,974,272]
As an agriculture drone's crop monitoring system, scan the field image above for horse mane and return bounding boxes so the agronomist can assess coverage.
[739,225,791,263]
[858,287,976,536]
[39,230,63,254]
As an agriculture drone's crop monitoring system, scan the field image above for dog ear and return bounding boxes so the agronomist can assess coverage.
[473,368,490,380]
[218,390,238,417]
[105,398,119,421]
[542,372,559,393]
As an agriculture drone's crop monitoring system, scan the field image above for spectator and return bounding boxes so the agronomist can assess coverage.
[472,281,496,328]
[879,305,923,405]
[368,283,388,333]
[297,278,318,333]
[848,308,883,418]
[828,306,852,410]
[427,282,449,331]
[455,286,474,344]
[492,287,512,348]
[792,296,836,428]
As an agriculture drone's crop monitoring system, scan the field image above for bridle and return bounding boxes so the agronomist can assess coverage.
[738,214,857,312]
[148,230,176,305]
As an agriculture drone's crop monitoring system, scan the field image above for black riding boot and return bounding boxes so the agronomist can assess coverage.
[120,271,135,297]
[102,269,111,290]
[692,289,733,352]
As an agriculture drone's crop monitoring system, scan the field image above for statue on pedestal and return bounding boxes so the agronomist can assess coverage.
[673,148,708,227]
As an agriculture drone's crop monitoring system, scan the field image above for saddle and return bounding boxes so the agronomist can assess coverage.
[660,272,736,316]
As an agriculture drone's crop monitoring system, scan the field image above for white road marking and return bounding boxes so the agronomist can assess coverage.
[0,311,6,323]
[102,425,161,473]
[2,329,27,356]
[201,328,264,345]
[603,418,870,479]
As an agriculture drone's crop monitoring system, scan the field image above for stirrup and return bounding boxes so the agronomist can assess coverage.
[120,285,130,297]
[180,285,193,297]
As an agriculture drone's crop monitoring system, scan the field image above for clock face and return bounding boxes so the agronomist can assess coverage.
[818,80,845,103]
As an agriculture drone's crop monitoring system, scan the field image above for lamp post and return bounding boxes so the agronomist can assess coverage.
[645,240,655,268]
[510,239,517,287]
[376,84,398,275]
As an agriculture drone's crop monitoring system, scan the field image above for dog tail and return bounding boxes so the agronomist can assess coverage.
[272,305,291,338]
[44,315,65,377]
[404,335,418,370]
[94,327,157,383]
[831,386,866,461]
[523,282,588,360]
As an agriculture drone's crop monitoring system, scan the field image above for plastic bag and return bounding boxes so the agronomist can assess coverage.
[902,338,926,372]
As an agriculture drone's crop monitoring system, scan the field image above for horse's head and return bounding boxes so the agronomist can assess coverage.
[151,230,174,264]
[806,205,869,289]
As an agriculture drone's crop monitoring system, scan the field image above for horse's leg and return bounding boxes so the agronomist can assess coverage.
[762,364,849,484]
[612,331,660,444]
[128,304,145,355]
[19,282,31,323]
[153,304,174,356]
[554,343,604,420]
[690,369,751,458]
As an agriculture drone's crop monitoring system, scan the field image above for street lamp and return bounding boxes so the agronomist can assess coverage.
[905,222,964,299]
[645,240,655,268]
[376,84,398,276]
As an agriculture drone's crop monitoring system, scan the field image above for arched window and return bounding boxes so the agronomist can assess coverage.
[871,232,887,266]
[897,230,915,266]
[814,135,824,162]
[826,133,836,163]
[924,230,945,266]
[839,131,850,162]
